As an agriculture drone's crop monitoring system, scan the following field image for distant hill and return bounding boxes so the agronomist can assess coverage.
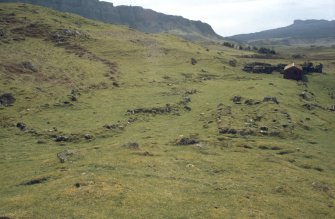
[229,20,335,46]
[0,0,222,41]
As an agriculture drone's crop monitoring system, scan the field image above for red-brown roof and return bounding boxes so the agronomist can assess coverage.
[284,63,303,71]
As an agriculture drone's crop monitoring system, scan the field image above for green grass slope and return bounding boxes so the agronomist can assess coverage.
[0,3,335,218]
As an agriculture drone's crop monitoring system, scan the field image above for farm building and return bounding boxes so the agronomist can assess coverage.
[283,63,303,80]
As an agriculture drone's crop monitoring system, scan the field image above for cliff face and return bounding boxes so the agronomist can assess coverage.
[0,0,222,40]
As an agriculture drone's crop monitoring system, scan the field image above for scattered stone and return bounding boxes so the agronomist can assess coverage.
[0,93,15,106]
[55,135,68,142]
[239,129,254,136]
[180,97,191,105]
[0,29,5,38]
[195,143,205,149]
[263,96,279,104]
[176,137,199,145]
[37,140,46,144]
[70,96,77,101]
[12,36,25,41]
[277,150,294,155]
[259,126,268,135]
[232,95,242,104]
[270,130,280,136]
[142,151,154,156]
[191,58,197,65]
[312,182,331,192]
[127,104,173,115]
[270,146,282,150]
[243,144,253,149]
[313,167,324,172]
[218,128,238,134]
[19,177,49,186]
[303,103,314,110]
[21,61,37,72]
[259,145,282,151]
[299,91,312,100]
[274,186,285,193]
[258,145,269,150]
[122,142,139,149]
[0,216,12,219]
[254,115,263,122]
[228,59,237,67]
[127,118,137,124]
[185,89,197,95]
[244,99,260,105]
[184,106,192,111]
[57,150,75,163]
[57,152,67,163]
[329,105,335,111]
[112,81,119,87]
[104,124,118,129]
[84,134,93,140]
[63,29,81,36]
[16,122,26,131]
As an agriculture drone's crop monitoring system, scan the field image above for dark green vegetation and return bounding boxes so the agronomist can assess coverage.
[0,0,222,41]
[1,3,335,218]
[229,19,335,46]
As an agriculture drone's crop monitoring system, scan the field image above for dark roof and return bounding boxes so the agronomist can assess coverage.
[284,63,303,71]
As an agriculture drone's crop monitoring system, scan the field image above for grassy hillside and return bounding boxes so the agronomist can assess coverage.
[0,3,335,218]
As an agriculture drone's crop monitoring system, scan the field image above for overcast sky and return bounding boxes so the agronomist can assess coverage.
[107,0,335,36]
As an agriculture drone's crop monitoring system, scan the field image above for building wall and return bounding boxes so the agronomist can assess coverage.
[283,68,303,80]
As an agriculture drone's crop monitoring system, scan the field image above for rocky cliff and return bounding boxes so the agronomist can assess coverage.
[0,0,222,40]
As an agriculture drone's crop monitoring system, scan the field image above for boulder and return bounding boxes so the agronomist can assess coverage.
[263,96,279,104]
[259,126,268,135]
[232,95,242,104]
[16,122,27,131]
[191,58,197,65]
[122,142,139,149]
[299,91,313,100]
[218,128,238,134]
[70,96,77,101]
[239,129,254,136]
[176,137,199,145]
[184,106,192,111]
[228,59,237,67]
[84,134,93,140]
[244,99,260,105]
[22,61,37,72]
[55,136,69,142]
[19,177,49,186]
[57,152,67,163]
[57,150,75,163]
[0,29,5,38]
[0,93,15,106]
[303,103,314,110]
[104,124,118,129]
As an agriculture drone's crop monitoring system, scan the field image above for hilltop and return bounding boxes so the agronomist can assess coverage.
[0,0,222,41]
[0,3,335,218]
[229,19,335,46]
